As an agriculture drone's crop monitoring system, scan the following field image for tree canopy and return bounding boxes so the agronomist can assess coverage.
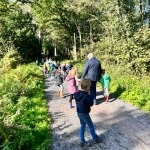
[0,0,150,73]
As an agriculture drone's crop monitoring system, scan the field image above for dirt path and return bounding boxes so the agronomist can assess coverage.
[45,77,150,150]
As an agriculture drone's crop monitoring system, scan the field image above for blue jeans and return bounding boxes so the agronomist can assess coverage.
[77,113,98,143]
[90,81,97,103]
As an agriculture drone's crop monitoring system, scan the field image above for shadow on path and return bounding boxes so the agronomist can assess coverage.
[45,77,150,150]
[111,85,126,102]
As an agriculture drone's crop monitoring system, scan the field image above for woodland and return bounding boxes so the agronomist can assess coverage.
[0,0,150,149]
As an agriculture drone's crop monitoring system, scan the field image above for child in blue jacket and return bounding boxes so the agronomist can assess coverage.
[98,69,111,102]
[74,78,101,147]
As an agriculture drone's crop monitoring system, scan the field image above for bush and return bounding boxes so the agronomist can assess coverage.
[0,50,23,76]
[0,63,51,150]
[74,61,150,113]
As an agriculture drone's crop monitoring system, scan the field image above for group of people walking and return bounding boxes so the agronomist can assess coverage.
[42,58,61,80]
[39,53,111,147]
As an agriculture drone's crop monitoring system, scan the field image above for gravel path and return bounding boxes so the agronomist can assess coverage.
[45,76,150,150]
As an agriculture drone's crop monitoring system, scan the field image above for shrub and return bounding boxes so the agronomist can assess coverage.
[0,50,23,76]
[0,63,51,150]
[74,61,150,113]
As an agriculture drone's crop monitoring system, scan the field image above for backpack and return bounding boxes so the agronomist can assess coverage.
[55,72,63,86]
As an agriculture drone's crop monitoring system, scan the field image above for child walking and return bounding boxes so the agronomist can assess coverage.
[54,69,64,98]
[66,68,78,108]
[35,60,39,67]
[74,78,101,147]
[49,61,56,81]
[98,69,111,102]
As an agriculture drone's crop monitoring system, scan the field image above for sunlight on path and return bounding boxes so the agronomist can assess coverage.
[45,77,150,150]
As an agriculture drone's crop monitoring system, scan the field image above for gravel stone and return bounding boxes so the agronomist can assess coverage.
[45,77,150,150]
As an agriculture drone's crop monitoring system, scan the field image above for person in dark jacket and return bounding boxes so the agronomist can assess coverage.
[35,60,39,67]
[60,63,67,81]
[54,69,64,98]
[74,78,100,147]
[66,62,73,73]
[81,53,102,105]
[56,61,60,69]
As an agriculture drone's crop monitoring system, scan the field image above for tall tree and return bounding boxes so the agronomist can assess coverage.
[0,1,40,59]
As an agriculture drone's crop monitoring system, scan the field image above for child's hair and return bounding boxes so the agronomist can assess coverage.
[68,69,76,76]
[81,78,91,90]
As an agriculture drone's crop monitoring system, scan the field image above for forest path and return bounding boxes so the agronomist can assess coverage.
[45,76,150,150]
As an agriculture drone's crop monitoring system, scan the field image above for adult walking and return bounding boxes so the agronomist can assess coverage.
[49,61,55,80]
[81,53,102,105]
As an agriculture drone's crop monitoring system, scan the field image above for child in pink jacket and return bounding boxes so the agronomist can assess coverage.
[66,68,80,108]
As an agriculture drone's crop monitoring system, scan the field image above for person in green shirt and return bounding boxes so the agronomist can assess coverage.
[98,69,111,102]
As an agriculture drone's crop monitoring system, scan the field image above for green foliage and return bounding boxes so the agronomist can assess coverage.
[31,0,150,74]
[0,50,23,76]
[0,1,41,60]
[0,62,51,149]
[107,64,150,112]
[103,67,149,112]
[90,26,150,75]
[1,0,147,73]
[74,61,150,113]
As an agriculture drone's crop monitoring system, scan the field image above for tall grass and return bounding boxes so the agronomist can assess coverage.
[73,61,150,113]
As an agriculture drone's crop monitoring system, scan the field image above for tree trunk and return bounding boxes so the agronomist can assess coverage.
[75,23,82,49]
[54,47,57,56]
[139,0,144,26]
[89,23,93,50]
[74,32,77,60]
[38,30,42,55]
[148,0,150,28]
[75,22,82,58]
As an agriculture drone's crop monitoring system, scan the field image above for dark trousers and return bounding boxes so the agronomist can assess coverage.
[69,94,74,103]
[90,81,97,103]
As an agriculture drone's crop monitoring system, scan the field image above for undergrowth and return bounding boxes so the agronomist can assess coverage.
[73,61,150,113]
[0,63,51,150]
